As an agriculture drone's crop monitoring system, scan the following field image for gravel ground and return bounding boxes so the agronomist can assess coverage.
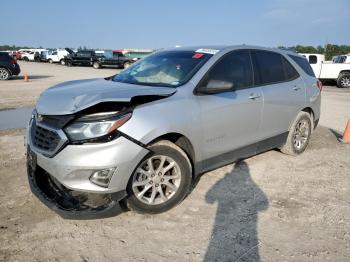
[0,62,350,261]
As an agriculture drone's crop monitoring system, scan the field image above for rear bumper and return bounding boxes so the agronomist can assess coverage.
[27,163,127,219]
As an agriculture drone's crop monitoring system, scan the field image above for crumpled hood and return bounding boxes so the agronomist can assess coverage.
[36,78,176,115]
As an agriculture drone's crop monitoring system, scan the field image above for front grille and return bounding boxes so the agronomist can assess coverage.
[39,114,74,129]
[31,120,61,153]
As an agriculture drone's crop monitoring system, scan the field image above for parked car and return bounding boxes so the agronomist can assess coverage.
[22,51,41,62]
[0,51,21,80]
[26,45,321,218]
[39,50,50,62]
[17,49,32,60]
[21,51,34,61]
[19,49,47,61]
[64,50,97,66]
[301,53,350,88]
[46,48,74,65]
[92,50,136,69]
[15,51,22,60]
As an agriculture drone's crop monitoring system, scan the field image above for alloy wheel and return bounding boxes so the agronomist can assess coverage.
[132,155,181,205]
[340,76,350,88]
[0,69,9,80]
[293,119,310,150]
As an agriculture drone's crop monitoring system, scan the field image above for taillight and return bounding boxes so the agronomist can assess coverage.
[10,59,17,65]
[316,80,322,92]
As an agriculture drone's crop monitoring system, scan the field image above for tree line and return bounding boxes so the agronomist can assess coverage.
[280,44,350,60]
[1,44,350,61]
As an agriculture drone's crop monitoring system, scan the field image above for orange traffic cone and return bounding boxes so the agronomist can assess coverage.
[24,73,29,82]
[340,119,350,143]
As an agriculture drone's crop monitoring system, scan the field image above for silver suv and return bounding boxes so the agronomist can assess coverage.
[26,46,321,218]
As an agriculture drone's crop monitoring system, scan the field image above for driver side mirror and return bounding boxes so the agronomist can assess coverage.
[196,79,235,95]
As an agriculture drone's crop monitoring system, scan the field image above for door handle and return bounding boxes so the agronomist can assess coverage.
[248,93,261,100]
[292,86,301,91]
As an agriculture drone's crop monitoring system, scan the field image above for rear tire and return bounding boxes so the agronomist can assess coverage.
[0,68,10,80]
[93,61,101,69]
[123,62,131,69]
[280,111,312,156]
[23,57,29,62]
[66,61,72,67]
[126,140,192,214]
[337,73,350,88]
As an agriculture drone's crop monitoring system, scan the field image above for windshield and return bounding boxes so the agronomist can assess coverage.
[112,51,212,87]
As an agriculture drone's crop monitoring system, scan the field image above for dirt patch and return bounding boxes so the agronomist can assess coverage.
[0,124,349,261]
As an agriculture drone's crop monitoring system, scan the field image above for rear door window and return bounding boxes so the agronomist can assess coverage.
[282,56,299,80]
[252,50,286,85]
[288,55,315,77]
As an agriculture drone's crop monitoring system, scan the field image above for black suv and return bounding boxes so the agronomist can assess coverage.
[64,50,97,67]
[92,51,135,69]
[0,52,21,80]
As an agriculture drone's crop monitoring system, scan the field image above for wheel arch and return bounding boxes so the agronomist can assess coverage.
[339,70,350,76]
[301,107,316,130]
[146,132,196,178]
[301,107,314,119]
[288,107,315,132]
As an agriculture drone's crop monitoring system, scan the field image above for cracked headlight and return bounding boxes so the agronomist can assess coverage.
[65,112,131,142]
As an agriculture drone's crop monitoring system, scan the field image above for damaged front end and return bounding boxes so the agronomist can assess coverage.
[27,82,176,218]
[27,163,126,219]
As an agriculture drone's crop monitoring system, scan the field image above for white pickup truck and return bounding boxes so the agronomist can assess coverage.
[301,53,350,88]
[46,48,74,65]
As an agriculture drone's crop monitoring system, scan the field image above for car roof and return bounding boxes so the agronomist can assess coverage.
[162,45,299,56]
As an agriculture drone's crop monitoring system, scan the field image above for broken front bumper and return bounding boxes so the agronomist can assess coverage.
[27,163,127,219]
[26,134,149,219]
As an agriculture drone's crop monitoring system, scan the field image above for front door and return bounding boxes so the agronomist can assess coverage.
[195,50,263,169]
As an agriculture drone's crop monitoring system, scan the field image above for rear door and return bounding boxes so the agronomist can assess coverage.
[196,50,263,167]
[251,50,305,141]
[75,51,91,65]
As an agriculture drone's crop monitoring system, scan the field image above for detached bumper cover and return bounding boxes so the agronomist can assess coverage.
[27,134,149,193]
[27,164,126,219]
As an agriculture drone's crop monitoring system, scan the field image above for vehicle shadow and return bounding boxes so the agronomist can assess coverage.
[10,75,53,80]
[204,161,268,262]
[329,128,343,140]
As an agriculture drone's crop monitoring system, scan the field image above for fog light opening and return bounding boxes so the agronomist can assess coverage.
[90,168,116,188]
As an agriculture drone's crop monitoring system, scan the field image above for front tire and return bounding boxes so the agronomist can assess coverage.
[337,73,350,88]
[93,61,101,69]
[280,111,312,156]
[60,59,65,65]
[0,68,10,80]
[126,140,192,214]
[48,59,53,64]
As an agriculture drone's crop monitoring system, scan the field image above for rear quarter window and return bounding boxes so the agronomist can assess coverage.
[252,50,286,85]
[0,52,11,60]
[288,55,315,77]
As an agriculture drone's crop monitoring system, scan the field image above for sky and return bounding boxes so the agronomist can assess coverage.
[1,0,350,49]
